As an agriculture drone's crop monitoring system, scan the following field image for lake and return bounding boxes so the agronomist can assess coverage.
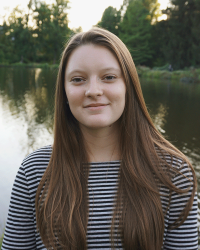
[0,67,200,235]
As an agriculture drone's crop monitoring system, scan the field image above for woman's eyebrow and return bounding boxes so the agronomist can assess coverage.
[66,69,85,78]
[67,67,121,78]
[100,67,121,73]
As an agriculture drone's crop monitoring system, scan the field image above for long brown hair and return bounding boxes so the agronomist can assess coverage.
[35,27,197,250]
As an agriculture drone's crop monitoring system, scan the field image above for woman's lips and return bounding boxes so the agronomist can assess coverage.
[84,103,108,110]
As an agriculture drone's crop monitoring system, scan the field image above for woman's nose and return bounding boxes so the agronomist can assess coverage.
[85,77,103,97]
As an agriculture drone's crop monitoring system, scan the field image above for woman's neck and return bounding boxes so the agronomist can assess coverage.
[80,123,121,162]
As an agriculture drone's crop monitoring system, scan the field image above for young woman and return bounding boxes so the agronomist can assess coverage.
[2,28,198,250]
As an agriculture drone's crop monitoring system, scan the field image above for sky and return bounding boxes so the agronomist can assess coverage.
[0,0,170,31]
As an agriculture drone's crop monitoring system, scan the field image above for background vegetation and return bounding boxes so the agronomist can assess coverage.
[0,0,200,70]
[0,234,3,247]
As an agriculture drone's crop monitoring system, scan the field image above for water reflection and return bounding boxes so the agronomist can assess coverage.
[151,103,168,134]
[0,67,56,233]
[141,78,200,172]
[0,68,200,235]
[0,67,55,154]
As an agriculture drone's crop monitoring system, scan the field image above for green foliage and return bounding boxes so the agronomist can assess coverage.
[122,0,161,23]
[153,0,200,69]
[141,69,172,79]
[0,45,5,63]
[0,233,3,247]
[153,64,170,70]
[1,0,200,69]
[97,0,159,66]
[96,0,200,69]
[0,0,71,64]
[0,21,17,63]
[97,6,121,36]
[8,62,59,69]
[2,7,36,63]
[136,65,151,76]
[138,67,200,82]
[33,0,70,64]
[119,0,153,65]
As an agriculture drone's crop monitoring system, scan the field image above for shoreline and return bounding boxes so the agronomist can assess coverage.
[0,63,59,69]
[137,66,200,83]
[0,64,200,83]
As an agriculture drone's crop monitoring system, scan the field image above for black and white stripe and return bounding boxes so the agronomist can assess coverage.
[86,162,122,249]
[2,145,198,249]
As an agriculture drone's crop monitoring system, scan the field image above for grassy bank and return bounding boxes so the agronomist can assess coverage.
[0,234,3,247]
[137,66,200,83]
[0,62,59,69]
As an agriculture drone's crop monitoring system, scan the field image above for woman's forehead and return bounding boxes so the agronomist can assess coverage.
[65,44,121,74]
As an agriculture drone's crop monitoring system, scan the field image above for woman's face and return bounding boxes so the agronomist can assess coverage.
[65,44,126,130]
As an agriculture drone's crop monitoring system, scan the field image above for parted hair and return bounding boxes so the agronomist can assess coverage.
[35,27,197,250]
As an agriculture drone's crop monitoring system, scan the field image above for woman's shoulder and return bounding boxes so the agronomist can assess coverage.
[156,147,192,171]
[156,146,196,187]
[20,145,52,178]
[7,145,53,206]
[22,144,52,164]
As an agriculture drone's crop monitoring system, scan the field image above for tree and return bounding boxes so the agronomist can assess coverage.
[0,22,12,63]
[49,0,71,63]
[119,0,153,65]
[97,6,121,36]
[150,20,167,67]
[122,0,161,23]
[0,0,71,64]
[154,0,200,69]
[33,0,70,63]
[2,7,36,63]
[191,0,200,66]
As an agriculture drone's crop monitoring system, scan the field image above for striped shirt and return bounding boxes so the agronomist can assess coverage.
[2,145,198,249]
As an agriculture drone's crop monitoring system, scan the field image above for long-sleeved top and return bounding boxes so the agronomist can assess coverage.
[2,145,198,249]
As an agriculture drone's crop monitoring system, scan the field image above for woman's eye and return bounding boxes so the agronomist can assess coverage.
[104,75,116,81]
[71,77,84,83]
